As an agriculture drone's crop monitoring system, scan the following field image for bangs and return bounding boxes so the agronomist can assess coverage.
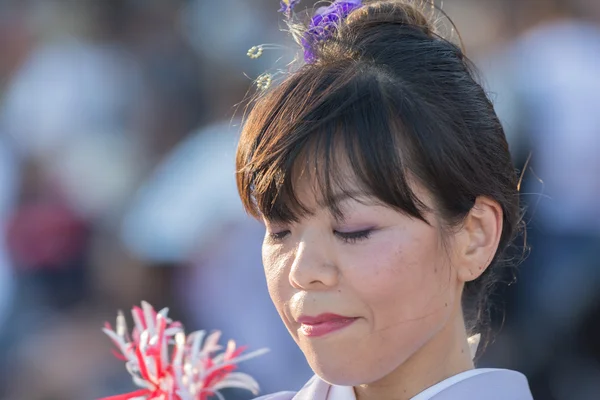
[236,62,429,223]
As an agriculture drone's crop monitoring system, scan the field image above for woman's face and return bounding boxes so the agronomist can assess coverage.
[261,180,463,386]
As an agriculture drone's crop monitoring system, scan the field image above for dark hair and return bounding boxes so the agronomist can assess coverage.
[236,0,521,343]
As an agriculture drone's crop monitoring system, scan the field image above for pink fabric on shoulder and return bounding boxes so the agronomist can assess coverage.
[253,392,296,400]
[254,369,534,400]
[254,374,329,400]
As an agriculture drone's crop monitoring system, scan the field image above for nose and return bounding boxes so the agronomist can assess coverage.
[289,231,339,290]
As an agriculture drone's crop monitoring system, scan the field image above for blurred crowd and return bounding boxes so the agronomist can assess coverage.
[0,0,598,399]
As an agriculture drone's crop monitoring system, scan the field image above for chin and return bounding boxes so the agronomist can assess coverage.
[305,351,398,387]
[301,336,420,387]
[312,364,388,387]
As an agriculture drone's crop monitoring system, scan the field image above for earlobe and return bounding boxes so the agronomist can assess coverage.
[456,196,503,283]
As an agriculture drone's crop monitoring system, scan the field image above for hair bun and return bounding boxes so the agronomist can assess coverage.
[310,0,464,65]
[345,0,437,38]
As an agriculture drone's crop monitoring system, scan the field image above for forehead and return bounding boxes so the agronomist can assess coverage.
[304,136,387,183]
[273,154,433,226]
[291,145,362,196]
[264,156,365,221]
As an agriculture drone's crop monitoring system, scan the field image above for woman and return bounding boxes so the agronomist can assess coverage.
[236,1,534,398]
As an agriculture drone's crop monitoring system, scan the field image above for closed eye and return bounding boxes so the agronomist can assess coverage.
[267,230,290,242]
[334,229,372,244]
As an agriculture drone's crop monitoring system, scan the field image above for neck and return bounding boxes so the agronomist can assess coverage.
[353,308,474,400]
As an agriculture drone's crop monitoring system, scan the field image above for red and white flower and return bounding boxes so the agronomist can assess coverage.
[101,301,268,400]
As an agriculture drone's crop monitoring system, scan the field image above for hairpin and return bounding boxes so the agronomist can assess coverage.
[246,43,287,90]
[246,44,284,60]
[255,73,273,90]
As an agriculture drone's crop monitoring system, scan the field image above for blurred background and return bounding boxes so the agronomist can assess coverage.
[0,0,598,399]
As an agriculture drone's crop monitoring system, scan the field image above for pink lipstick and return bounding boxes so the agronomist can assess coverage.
[297,313,358,337]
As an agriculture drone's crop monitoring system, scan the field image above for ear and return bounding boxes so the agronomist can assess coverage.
[454,196,503,283]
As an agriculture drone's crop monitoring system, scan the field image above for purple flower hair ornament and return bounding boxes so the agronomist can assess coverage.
[302,0,363,63]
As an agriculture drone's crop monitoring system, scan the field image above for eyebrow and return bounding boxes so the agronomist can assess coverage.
[315,190,365,206]
[317,191,355,208]
[318,191,380,222]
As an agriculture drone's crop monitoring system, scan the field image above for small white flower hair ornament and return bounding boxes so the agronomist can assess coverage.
[101,301,268,400]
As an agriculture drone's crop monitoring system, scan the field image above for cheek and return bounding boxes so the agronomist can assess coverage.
[262,244,293,310]
[316,225,460,385]
[345,226,456,323]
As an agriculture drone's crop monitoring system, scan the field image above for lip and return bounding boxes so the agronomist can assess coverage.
[297,313,358,338]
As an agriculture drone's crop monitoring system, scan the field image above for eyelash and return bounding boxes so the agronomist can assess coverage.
[268,231,290,242]
[335,229,372,244]
[267,229,372,244]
